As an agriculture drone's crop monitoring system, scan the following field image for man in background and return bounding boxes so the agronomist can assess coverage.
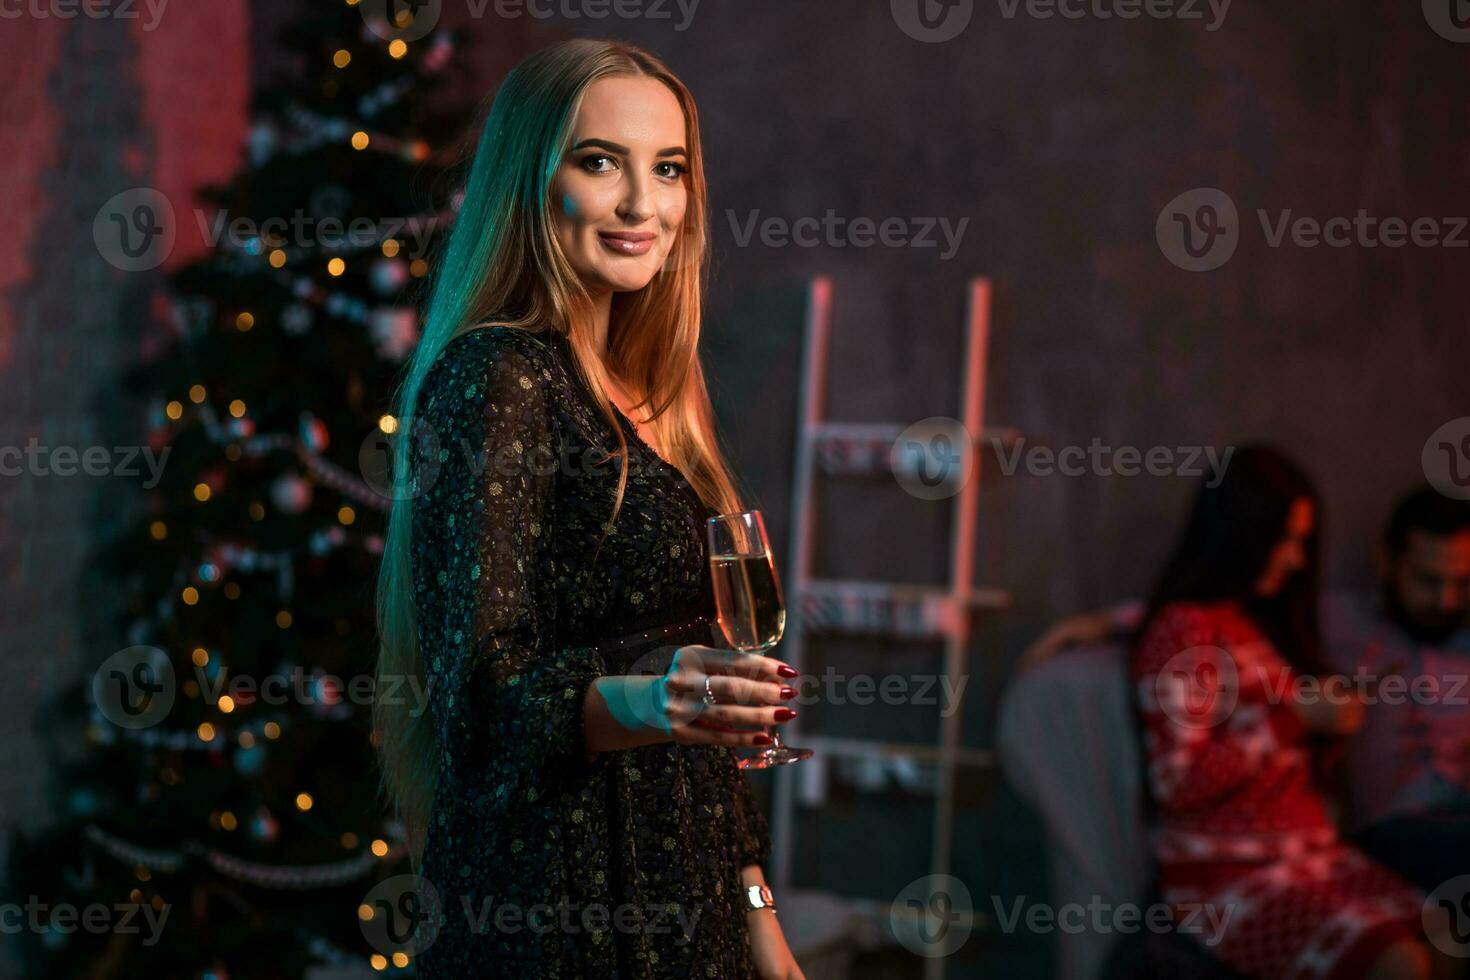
[1020,484,1470,892]
[1324,487,1470,890]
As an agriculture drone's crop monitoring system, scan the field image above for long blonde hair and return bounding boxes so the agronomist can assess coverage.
[373,38,746,869]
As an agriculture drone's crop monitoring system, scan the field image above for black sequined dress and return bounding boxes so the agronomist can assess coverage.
[408,325,771,978]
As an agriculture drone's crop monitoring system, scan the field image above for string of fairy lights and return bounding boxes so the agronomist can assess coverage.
[77,9,457,975]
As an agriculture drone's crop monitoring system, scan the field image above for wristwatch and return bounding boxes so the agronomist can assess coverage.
[744,883,777,914]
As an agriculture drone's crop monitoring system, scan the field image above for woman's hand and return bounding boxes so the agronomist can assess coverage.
[1288,675,1367,735]
[586,645,798,751]
[1017,611,1116,673]
[748,904,805,980]
[742,865,805,979]
[663,645,798,748]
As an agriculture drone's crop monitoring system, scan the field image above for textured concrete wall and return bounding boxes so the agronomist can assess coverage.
[524,3,1470,973]
[6,0,1468,974]
[0,5,250,955]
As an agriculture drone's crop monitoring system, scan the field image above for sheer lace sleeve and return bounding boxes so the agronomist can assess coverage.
[410,328,607,810]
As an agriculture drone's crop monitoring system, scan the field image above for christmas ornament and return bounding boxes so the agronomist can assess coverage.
[270,473,312,514]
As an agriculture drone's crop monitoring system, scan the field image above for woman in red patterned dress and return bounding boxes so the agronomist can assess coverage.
[1131,446,1456,979]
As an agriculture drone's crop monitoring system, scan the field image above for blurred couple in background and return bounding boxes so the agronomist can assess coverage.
[1020,446,1470,979]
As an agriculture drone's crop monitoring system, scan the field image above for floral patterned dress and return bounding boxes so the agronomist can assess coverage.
[1133,600,1424,978]
[407,325,771,978]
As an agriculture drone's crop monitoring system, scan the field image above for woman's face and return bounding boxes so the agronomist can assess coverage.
[1254,496,1315,597]
[550,75,689,297]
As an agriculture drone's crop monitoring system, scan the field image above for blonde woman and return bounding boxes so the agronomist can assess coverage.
[373,39,805,979]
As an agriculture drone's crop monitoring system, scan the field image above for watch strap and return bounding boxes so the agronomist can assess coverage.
[744,883,777,913]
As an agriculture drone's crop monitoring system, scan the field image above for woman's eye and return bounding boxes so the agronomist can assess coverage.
[655,161,688,180]
[580,154,617,173]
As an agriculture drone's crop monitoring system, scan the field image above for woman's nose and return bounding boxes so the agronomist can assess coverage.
[617,173,655,223]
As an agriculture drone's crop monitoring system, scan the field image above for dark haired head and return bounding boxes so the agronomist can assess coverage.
[1137,444,1326,674]
[1383,485,1470,556]
[1379,485,1470,643]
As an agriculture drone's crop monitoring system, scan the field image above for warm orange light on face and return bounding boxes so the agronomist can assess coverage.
[549,76,691,298]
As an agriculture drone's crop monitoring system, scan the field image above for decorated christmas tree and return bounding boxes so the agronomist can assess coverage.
[6,4,475,977]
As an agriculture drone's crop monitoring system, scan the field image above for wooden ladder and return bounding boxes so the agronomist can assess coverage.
[770,275,1015,979]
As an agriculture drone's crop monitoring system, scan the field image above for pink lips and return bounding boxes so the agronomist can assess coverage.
[598,230,656,256]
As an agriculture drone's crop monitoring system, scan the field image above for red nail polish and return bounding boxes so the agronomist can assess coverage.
[774,708,797,721]
[779,686,796,700]
[777,664,798,678]
[753,734,772,745]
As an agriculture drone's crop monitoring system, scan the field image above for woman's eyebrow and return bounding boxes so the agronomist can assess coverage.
[570,137,688,158]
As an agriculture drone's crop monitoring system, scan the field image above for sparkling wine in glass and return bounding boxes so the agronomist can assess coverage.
[707,510,812,768]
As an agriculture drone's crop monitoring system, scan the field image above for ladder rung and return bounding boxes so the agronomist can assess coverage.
[801,734,994,768]
[787,889,988,932]
[801,578,1010,607]
[810,421,1022,445]
[796,578,1009,639]
[808,423,1023,478]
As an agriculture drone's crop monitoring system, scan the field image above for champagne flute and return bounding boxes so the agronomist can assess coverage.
[707,509,813,768]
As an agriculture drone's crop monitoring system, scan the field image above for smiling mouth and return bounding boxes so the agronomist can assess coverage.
[598,231,656,256]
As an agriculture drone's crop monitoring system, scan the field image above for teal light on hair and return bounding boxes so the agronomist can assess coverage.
[372,39,751,871]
